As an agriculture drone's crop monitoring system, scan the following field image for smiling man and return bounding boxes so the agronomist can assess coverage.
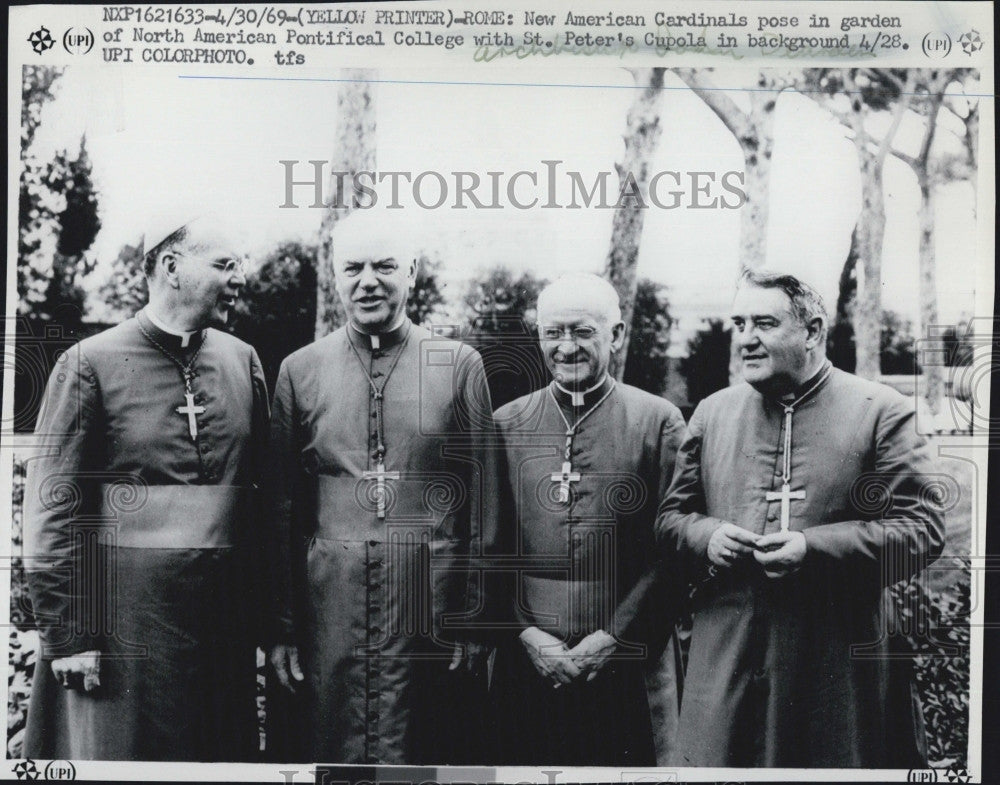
[656,269,945,767]
[491,273,686,765]
[23,216,269,760]
[266,209,500,764]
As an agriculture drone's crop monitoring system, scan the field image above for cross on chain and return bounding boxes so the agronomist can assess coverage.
[176,391,206,441]
[765,404,807,532]
[136,318,207,443]
[766,483,806,532]
[550,458,581,504]
[347,328,413,521]
[363,460,400,519]
[547,381,615,506]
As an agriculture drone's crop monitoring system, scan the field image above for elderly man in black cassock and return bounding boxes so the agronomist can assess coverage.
[24,216,269,760]
[657,269,945,767]
[491,273,686,765]
[266,209,499,764]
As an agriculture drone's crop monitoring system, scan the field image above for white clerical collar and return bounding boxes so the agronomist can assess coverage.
[349,313,408,351]
[555,374,609,407]
[145,307,197,348]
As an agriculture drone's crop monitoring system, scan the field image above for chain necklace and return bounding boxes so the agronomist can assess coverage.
[346,324,413,518]
[764,361,833,531]
[547,378,616,504]
[136,315,206,441]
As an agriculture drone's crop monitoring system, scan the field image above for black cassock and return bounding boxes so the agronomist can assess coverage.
[266,321,501,764]
[656,367,945,767]
[23,310,269,761]
[491,377,685,765]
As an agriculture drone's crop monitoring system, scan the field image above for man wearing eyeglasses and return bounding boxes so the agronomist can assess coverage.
[490,273,686,765]
[23,216,269,761]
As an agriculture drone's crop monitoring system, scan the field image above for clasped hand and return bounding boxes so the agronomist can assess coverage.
[50,650,101,692]
[520,627,617,687]
[708,523,806,578]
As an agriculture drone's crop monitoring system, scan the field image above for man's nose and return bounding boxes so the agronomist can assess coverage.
[556,337,577,354]
[358,265,379,288]
[737,325,758,347]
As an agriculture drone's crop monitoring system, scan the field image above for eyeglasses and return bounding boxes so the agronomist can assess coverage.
[208,258,248,276]
[540,325,599,341]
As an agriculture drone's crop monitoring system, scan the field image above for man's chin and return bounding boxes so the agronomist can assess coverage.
[552,369,593,390]
[352,311,393,332]
[209,307,232,328]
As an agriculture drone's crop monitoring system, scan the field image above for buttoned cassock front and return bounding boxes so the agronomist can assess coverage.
[23,311,269,761]
[656,367,946,767]
[267,320,500,764]
[491,379,686,765]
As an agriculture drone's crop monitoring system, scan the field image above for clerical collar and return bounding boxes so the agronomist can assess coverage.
[138,309,204,352]
[775,360,833,409]
[551,374,615,408]
[348,318,410,351]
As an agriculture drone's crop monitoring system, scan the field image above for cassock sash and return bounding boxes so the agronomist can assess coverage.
[100,484,248,548]
[315,476,447,539]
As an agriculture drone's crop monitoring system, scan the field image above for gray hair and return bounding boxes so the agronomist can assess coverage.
[737,269,828,327]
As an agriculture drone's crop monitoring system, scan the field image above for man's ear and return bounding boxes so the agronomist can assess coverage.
[160,251,181,289]
[408,256,419,284]
[804,316,825,349]
[610,320,627,352]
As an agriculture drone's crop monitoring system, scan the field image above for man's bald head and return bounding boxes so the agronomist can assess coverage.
[536,274,622,326]
[332,208,424,271]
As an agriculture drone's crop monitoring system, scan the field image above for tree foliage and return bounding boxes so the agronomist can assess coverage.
[228,242,318,395]
[462,266,549,410]
[19,67,101,325]
[407,253,446,325]
[623,278,672,396]
[679,319,732,409]
[98,241,146,321]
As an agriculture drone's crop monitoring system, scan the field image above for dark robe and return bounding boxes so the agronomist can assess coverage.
[23,310,269,761]
[656,366,946,768]
[267,320,500,764]
[491,377,686,765]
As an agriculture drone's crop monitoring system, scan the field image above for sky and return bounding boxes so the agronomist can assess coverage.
[29,65,980,344]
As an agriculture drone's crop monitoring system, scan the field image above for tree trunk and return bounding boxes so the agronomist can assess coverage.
[727,91,778,382]
[917,178,941,414]
[673,68,783,383]
[315,69,377,339]
[852,150,885,380]
[737,91,777,270]
[830,223,860,371]
[605,67,665,381]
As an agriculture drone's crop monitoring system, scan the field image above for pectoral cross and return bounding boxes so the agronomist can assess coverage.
[364,461,400,519]
[765,482,806,532]
[176,392,205,441]
[550,461,581,504]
